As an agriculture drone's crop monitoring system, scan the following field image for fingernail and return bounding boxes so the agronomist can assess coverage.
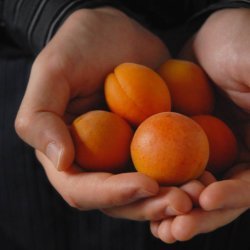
[46,142,62,169]
[165,206,182,216]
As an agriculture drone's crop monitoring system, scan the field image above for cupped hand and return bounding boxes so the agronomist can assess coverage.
[15,7,169,170]
[150,164,249,243]
[36,150,193,220]
[150,139,250,243]
[150,8,250,243]
[14,7,183,218]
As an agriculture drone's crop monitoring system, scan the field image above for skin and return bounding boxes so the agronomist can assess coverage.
[15,7,196,220]
[14,5,250,243]
[150,8,250,243]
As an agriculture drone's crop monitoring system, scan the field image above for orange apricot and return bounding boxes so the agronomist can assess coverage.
[158,59,214,116]
[104,62,171,126]
[71,110,133,172]
[192,115,238,174]
[131,112,209,185]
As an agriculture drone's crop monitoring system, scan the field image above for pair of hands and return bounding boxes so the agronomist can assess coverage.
[15,7,250,243]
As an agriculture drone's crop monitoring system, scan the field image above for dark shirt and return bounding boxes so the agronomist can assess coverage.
[1,0,250,54]
[0,1,250,250]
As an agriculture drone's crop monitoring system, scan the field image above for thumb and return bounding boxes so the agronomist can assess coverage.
[15,60,74,171]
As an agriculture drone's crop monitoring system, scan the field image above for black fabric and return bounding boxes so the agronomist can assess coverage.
[161,0,250,55]
[1,0,250,54]
[0,55,148,250]
[1,1,250,249]
[1,0,130,54]
[1,53,250,250]
[187,0,250,37]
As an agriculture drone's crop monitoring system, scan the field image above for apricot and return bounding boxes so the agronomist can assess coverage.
[158,59,214,116]
[131,112,209,185]
[192,115,238,174]
[104,62,171,126]
[71,110,133,172]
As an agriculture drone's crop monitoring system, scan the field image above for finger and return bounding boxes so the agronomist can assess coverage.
[169,207,246,241]
[15,60,74,170]
[102,187,192,221]
[153,207,246,243]
[152,218,176,244]
[180,180,205,206]
[197,170,217,186]
[36,150,159,210]
[150,221,160,238]
[64,91,105,124]
[199,179,250,210]
[179,171,217,207]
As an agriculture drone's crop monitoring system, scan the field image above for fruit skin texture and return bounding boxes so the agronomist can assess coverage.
[158,59,214,116]
[131,112,209,185]
[71,110,133,172]
[192,115,238,174]
[104,62,171,126]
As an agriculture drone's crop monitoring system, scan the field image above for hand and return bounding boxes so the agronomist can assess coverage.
[36,150,193,220]
[15,7,169,170]
[150,163,250,243]
[150,8,250,243]
[180,8,250,112]
[14,7,186,218]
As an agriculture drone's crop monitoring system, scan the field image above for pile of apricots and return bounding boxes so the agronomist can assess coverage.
[70,59,238,186]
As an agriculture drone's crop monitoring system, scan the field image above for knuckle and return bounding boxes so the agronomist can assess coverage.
[33,51,68,79]
[62,180,85,210]
[63,193,83,210]
[14,114,31,138]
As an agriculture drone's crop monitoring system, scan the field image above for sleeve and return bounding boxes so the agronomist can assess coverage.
[188,0,250,33]
[0,0,134,55]
[161,0,250,55]
[1,0,250,56]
